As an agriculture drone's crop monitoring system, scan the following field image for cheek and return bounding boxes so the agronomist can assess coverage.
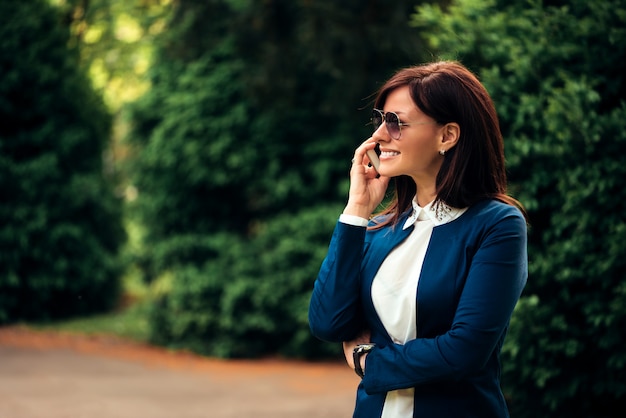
[408,136,439,156]
[401,138,442,169]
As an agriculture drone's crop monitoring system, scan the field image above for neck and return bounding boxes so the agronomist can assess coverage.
[412,178,437,207]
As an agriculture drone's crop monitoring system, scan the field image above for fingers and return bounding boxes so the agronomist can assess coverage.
[343,341,356,368]
[351,138,378,167]
[351,140,380,180]
[342,329,373,369]
[346,139,386,217]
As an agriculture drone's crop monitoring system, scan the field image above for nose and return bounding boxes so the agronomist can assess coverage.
[372,122,390,142]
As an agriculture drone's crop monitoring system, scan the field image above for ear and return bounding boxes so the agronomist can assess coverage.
[439,122,460,153]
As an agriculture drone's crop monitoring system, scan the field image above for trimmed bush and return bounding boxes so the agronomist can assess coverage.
[147,205,344,359]
[0,0,125,322]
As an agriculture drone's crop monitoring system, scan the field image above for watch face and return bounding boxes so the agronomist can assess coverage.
[355,343,375,353]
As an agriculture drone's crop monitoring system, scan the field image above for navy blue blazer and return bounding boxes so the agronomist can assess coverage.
[309,199,528,418]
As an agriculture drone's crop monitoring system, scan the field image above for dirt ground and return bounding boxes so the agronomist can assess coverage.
[0,326,356,418]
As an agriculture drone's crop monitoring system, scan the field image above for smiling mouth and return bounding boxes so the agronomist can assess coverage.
[380,151,400,158]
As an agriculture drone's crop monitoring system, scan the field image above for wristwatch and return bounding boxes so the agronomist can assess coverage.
[353,343,376,378]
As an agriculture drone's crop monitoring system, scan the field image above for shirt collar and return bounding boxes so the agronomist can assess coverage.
[402,197,464,230]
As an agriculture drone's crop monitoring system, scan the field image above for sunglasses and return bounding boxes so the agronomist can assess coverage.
[371,108,438,139]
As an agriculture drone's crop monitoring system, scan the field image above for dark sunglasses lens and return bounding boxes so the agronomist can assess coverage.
[371,110,383,130]
[385,112,401,138]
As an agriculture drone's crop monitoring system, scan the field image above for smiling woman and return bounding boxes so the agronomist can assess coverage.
[309,61,528,418]
[370,85,452,196]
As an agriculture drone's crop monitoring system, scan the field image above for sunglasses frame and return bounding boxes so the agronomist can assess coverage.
[371,109,408,140]
[371,108,439,139]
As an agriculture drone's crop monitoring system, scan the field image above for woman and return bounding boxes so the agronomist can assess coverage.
[308,61,528,418]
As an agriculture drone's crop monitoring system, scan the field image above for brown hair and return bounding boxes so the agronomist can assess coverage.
[371,61,526,228]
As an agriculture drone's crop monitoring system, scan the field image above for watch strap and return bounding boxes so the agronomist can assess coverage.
[353,343,375,378]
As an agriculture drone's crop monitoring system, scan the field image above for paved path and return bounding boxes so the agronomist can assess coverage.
[0,327,356,418]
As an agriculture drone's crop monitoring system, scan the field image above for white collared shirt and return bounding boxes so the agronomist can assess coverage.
[342,198,466,418]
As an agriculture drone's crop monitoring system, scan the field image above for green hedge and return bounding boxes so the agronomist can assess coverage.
[147,205,344,359]
[0,0,125,322]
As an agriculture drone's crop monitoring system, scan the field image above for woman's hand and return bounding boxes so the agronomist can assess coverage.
[343,329,372,369]
[343,139,390,219]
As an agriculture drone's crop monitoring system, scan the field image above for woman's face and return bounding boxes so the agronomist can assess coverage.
[373,86,446,184]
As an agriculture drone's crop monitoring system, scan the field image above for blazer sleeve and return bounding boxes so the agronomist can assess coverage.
[308,220,368,342]
[361,209,528,393]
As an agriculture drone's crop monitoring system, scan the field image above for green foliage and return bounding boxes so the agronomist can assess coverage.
[147,205,344,359]
[130,45,255,244]
[413,0,626,416]
[129,0,425,241]
[0,0,125,322]
[50,0,168,111]
[127,0,428,358]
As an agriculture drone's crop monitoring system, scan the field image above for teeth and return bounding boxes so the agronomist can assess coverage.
[380,151,400,157]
